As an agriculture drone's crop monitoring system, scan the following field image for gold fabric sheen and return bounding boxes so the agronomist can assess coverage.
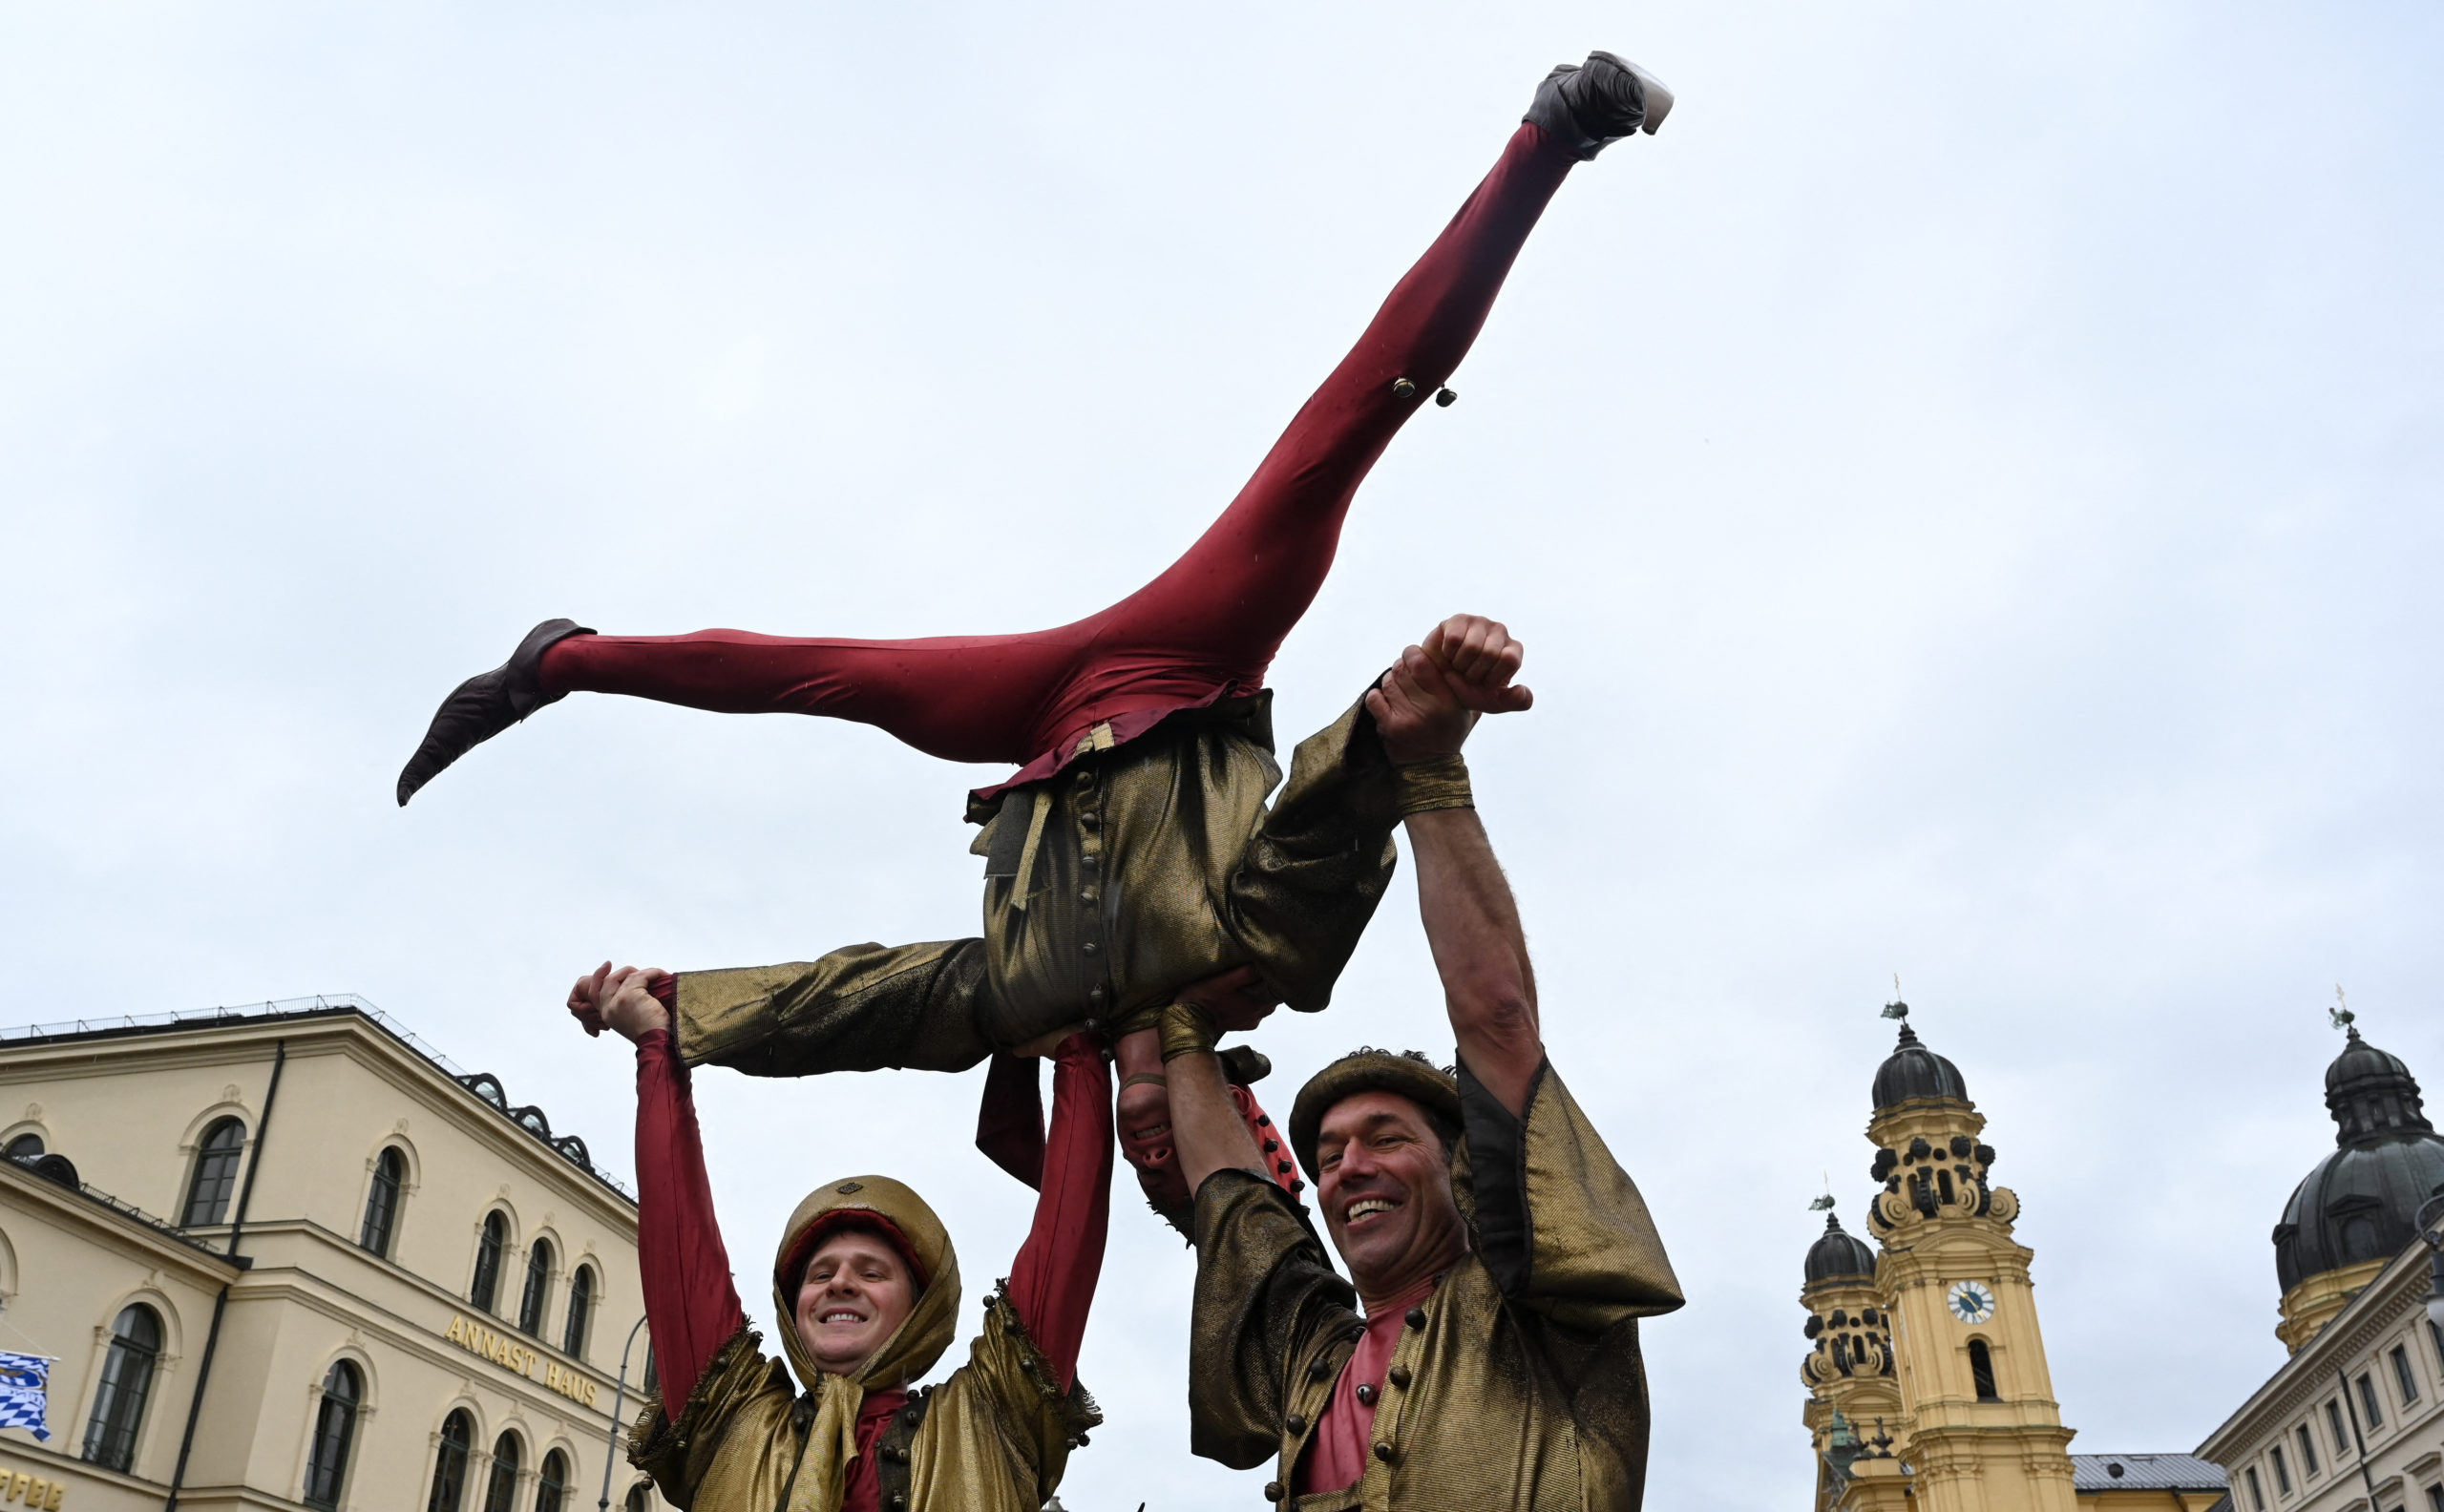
[1189,1061,1684,1512]
[1158,1001,1220,1063]
[671,692,1405,1079]
[1389,753,1474,817]
[629,1174,1098,1511]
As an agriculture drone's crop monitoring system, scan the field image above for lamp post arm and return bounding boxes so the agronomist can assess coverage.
[600,1313,650,1512]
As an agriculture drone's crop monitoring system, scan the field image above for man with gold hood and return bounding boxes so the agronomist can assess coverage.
[572,965,1111,1512]
[1158,620,1685,1510]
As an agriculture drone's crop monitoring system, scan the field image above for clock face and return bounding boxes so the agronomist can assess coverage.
[1947,1280,1997,1325]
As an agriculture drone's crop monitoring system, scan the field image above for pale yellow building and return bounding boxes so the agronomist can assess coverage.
[1798,1004,2228,1512]
[0,998,668,1512]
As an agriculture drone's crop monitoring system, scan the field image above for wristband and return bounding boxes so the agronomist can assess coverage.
[1106,1001,1168,1041]
[1158,1000,1220,1063]
[1392,752,1474,816]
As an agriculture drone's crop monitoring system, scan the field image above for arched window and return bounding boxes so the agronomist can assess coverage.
[624,1484,650,1512]
[1969,1337,2001,1401]
[3,1133,40,1162]
[517,1238,555,1336]
[470,1211,508,1312]
[81,1304,161,1470]
[182,1118,246,1227]
[482,1432,521,1512]
[562,1266,594,1358]
[427,1410,474,1512]
[361,1147,407,1258]
[302,1360,361,1510]
[536,1449,571,1512]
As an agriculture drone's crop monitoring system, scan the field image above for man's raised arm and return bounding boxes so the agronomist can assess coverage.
[1364,614,1544,1114]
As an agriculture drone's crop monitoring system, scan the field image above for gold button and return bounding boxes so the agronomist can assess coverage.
[1391,378,1417,398]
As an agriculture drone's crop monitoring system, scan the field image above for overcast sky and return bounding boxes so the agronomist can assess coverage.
[5,6,2441,1509]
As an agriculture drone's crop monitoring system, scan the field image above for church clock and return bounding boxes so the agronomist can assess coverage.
[1946,1279,1997,1324]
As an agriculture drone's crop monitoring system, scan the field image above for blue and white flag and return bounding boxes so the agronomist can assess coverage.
[0,1351,53,1442]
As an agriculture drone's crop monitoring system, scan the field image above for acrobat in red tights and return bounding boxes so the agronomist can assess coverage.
[399,54,1671,1203]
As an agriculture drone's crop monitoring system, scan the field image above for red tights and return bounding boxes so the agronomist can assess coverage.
[544,124,1578,783]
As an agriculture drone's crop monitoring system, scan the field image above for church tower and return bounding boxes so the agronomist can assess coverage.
[2269,1011,2444,1350]
[1801,1001,2080,1512]
[1799,1206,1912,1512]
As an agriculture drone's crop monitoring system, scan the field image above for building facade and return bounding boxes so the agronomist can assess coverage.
[1799,1004,2227,1512]
[0,999,666,1512]
[2196,1019,2444,1512]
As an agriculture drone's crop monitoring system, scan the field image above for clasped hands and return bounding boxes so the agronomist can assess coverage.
[568,961,671,1044]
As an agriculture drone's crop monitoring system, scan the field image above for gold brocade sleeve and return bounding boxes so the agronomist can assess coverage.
[626,1326,800,1510]
[1223,693,1404,1014]
[909,1286,1104,1512]
[1187,1169,1363,1470]
[673,939,995,1077]
[1461,1060,1683,1333]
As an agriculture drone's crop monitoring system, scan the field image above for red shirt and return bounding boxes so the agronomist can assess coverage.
[1296,1274,1438,1495]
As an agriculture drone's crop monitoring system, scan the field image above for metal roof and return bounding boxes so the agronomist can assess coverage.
[2070,1453,2228,1493]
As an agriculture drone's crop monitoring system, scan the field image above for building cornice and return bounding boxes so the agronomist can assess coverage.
[0,1159,242,1288]
[2196,1229,2438,1459]
[0,1008,636,1228]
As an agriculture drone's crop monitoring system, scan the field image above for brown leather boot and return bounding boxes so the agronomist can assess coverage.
[395,618,593,806]
[1523,51,1674,159]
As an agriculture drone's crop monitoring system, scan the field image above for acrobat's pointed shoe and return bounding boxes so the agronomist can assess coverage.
[395,618,594,806]
[1524,51,1674,159]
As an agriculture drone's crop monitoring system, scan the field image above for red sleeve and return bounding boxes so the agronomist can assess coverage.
[635,1008,749,1418]
[1001,1035,1113,1392]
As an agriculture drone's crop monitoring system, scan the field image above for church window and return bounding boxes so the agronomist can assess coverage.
[1968,1338,2000,1401]
[2392,1343,2420,1404]
[2356,1371,2384,1429]
[2244,1466,2265,1511]
[2326,1399,2348,1454]
[518,1238,555,1335]
[361,1147,406,1258]
[181,1117,246,1227]
[2270,1445,2290,1495]
[470,1211,508,1312]
[81,1304,161,1471]
[2296,1423,2319,1475]
[4,1132,40,1162]
[427,1411,473,1512]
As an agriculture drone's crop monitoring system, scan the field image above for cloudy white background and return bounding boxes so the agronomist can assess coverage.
[5,6,2440,1508]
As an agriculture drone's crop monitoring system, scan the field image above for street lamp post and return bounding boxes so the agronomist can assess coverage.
[599,1314,650,1512]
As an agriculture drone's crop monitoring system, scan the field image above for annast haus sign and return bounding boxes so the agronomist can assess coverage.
[442,1314,604,1409]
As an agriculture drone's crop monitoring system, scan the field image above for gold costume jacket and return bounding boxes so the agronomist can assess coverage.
[630,1178,1097,1512]
[1189,1060,1683,1512]
[673,692,1406,1077]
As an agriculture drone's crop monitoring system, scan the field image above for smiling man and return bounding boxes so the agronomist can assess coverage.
[1160,619,1684,1511]
[572,964,1111,1512]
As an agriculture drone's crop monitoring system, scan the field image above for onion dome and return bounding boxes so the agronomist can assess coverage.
[1804,1210,1879,1284]
[1871,1007,1970,1111]
[2272,1024,2444,1291]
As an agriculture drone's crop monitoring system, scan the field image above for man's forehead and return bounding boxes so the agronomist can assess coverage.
[1317,1088,1434,1139]
[808,1228,902,1265]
